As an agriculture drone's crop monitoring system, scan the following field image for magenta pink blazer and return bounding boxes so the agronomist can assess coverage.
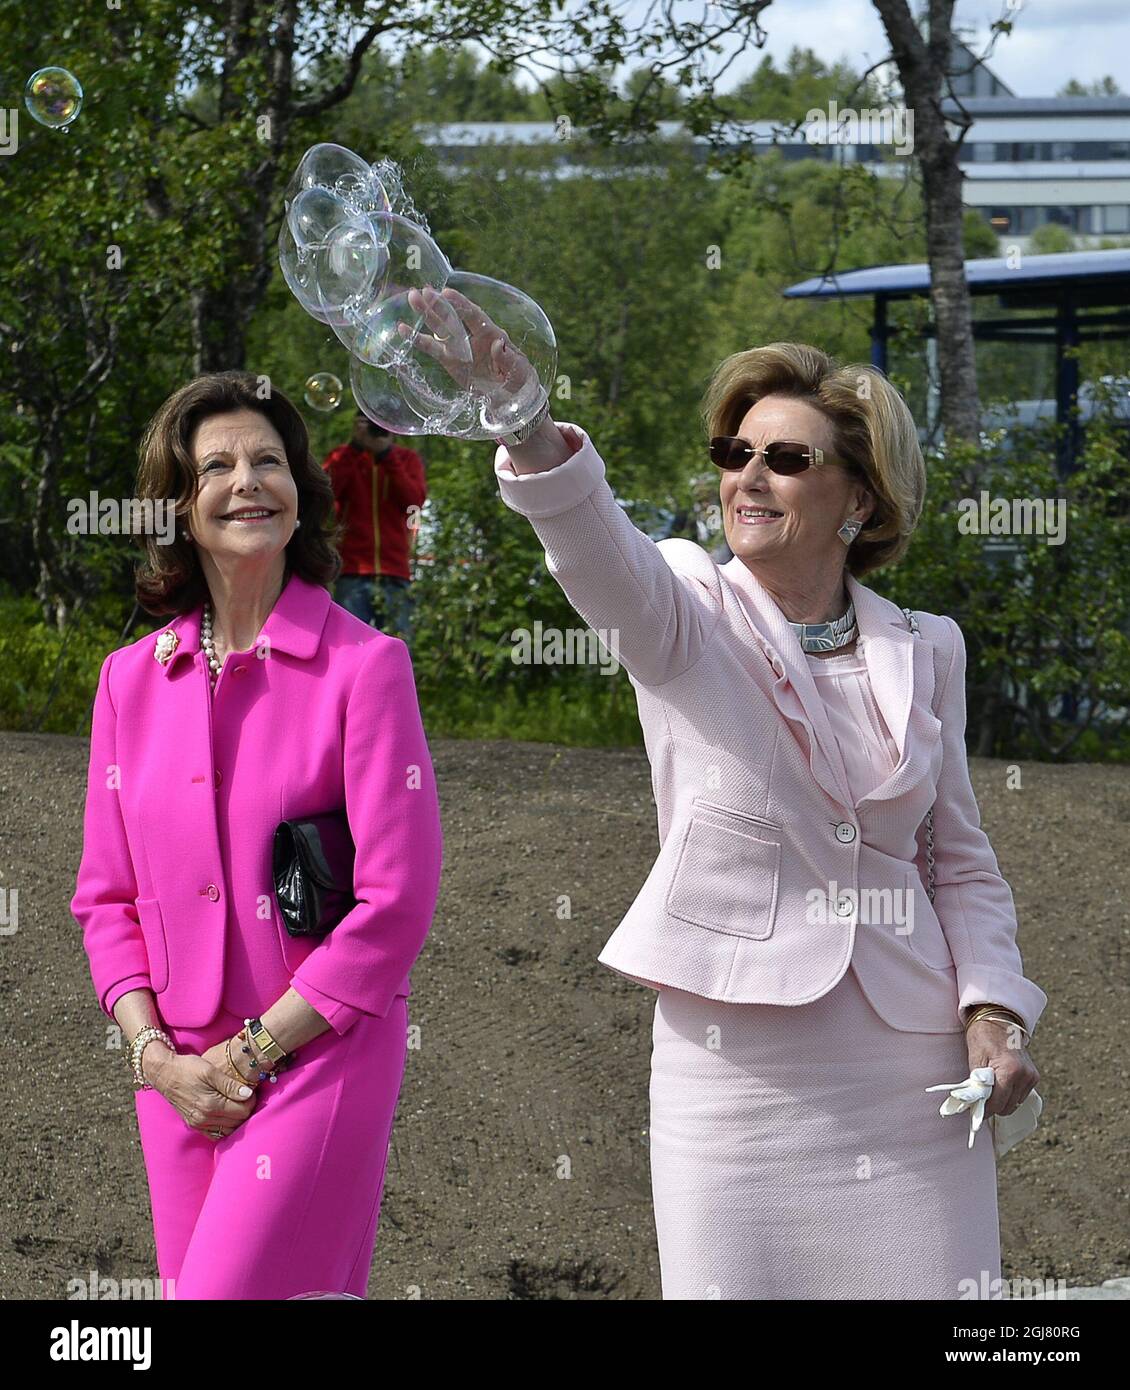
[494,422,1047,1037]
[70,572,443,1035]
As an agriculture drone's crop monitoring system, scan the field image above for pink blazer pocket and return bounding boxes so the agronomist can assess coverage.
[664,798,782,941]
[134,897,170,994]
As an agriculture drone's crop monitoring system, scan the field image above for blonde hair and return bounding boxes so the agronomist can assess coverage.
[700,342,926,577]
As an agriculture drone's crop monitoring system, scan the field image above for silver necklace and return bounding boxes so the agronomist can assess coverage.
[787,600,858,654]
[200,601,224,688]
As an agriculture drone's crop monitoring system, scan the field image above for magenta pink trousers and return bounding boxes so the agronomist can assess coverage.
[135,998,408,1300]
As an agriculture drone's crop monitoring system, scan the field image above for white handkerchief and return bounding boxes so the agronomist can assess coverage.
[925,1066,1043,1158]
[991,1088,1043,1158]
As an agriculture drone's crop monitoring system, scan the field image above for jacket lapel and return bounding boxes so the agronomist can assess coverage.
[721,559,937,810]
[845,573,937,808]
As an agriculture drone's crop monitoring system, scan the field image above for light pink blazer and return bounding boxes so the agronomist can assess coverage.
[494,422,1047,1037]
[70,572,443,1035]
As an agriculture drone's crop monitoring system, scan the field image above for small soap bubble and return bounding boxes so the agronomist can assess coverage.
[24,67,83,128]
[303,372,343,412]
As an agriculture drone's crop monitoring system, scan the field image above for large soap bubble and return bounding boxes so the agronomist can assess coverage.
[284,143,374,213]
[279,208,385,325]
[321,213,450,364]
[277,143,556,441]
[370,158,431,233]
[278,220,333,324]
[24,67,83,128]
[395,273,555,439]
[351,358,432,435]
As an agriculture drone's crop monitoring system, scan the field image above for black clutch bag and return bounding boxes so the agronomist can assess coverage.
[272,813,357,938]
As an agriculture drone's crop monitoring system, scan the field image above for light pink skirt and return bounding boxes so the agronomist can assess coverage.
[649,963,1001,1299]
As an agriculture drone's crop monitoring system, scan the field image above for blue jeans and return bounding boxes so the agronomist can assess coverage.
[335,574,416,650]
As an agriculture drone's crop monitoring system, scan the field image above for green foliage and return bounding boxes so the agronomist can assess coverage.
[1027,222,1076,254]
[962,210,1001,257]
[1058,76,1123,97]
[0,593,129,734]
[417,665,644,747]
[723,47,887,122]
[871,416,1130,761]
[3,10,1125,759]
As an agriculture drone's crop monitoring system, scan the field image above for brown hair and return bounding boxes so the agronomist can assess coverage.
[700,342,926,577]
[133,371,342,616]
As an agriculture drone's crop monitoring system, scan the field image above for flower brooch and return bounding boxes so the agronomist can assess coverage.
[154,630,180,665]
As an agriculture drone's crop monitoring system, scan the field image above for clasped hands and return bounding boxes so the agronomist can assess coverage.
[142,1030,275,1142]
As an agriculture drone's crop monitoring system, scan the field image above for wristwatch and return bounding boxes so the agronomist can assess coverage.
[244,1016,287,1065]
[493,397,551,448]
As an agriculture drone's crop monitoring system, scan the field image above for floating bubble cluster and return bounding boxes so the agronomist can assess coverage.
[24,67,84,128]
[303,372,343,412]
[279,143,555,440]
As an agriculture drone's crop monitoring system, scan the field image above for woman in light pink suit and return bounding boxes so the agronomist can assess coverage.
[413,288,1043,1299]
[71,372,442,1299]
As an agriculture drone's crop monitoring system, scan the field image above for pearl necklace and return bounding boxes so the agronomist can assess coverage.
[200,602,224,688]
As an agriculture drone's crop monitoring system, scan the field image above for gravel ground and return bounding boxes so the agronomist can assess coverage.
[0,730,1126,1299]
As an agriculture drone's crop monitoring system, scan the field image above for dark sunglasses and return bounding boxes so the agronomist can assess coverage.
[710,437,843,475]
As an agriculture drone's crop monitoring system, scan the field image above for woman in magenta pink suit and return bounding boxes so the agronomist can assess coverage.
[71,371,442,1300]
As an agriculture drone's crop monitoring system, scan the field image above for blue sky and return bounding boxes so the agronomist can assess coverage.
[723,0,1130,97]
[499,0,1130,99]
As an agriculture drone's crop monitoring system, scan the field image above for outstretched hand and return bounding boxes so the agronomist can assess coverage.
[397,285,534,396]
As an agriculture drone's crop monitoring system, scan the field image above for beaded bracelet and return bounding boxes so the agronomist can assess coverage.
[128,1026,176,1090]
[236,1025,293,1084]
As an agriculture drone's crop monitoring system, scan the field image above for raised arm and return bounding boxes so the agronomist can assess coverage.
[494,415,723,686]
[399,283,722,686]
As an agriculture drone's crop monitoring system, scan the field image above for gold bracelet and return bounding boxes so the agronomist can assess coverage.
[225,1037,259,1087]
[236,1027,282,1083]
[979,1015,1031,1044]
[964,1005,1031,1044]
[964,1003,1020,1028]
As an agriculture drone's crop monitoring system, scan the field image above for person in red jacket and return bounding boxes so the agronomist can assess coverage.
[322,414,427,649]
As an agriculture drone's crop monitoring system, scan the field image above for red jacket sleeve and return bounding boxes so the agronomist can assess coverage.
[322,447,353,525]
[379,449,427,511]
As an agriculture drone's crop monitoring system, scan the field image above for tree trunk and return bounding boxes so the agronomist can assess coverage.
[920,148,980,440]
[33,413,69,629]
[872,0,981,441]
[192,284,249,373]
